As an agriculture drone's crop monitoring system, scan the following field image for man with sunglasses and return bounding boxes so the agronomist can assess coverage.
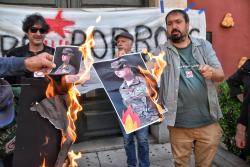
[1,14,55,167]
[6,13,54,83]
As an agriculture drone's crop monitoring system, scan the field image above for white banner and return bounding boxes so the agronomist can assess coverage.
[0,5,206,93]
[0,5,206,59]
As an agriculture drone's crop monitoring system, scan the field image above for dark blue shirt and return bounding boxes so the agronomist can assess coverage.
[0,57,25,77]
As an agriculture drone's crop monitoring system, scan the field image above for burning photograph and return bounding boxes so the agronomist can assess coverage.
[93,53,162,134]
[51,46,82,75]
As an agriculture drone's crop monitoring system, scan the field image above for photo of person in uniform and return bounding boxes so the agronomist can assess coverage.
[54,48,76,75]
[111,58,159,128]
[51,46,82,76]
[93,53,162,134]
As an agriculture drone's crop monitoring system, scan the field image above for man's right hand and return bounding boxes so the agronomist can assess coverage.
[235,123,247,149]
[24,52,56,73]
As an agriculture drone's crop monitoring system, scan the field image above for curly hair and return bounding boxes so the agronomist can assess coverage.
[22,13,49,33]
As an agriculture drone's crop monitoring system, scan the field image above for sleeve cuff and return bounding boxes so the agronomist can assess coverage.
[11,57,26,72]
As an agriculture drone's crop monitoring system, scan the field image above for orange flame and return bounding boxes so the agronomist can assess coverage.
[77,26,95,84]
[41,158,46,167]
[61,84,82,144]
[122,105,141,133]
[45,75,82,145]
[45,75,71,98]
[142,49,166,81]
[45,24,95,146]
[61,25,96,144]
[139,49,166,120]
[67,150,82,167]
[45,18,97,166]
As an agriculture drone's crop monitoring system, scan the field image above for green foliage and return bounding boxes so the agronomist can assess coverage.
[218,82,241,154]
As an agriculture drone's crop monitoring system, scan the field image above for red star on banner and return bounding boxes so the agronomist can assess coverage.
[45,10,75,38]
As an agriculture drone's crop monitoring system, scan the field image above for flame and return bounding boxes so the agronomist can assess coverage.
[45,75,82,145]
[45,25,95,147]
[139,49,166,120]
[45,17,97,166]
[61,83,82,144]
[142,49,166,81]
[61,24,97,144]
[67,150,82,167]
[41,158,46,167]
[122,105,141,133]
[78,25,95,83]
[45,76,56,98]
[45,75,71,98]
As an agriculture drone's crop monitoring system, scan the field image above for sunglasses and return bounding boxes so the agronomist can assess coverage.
[29,27,47,34]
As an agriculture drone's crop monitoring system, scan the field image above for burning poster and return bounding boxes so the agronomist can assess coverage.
[13,46,84,166]
[93,53,165,134]
[13,78,61,167]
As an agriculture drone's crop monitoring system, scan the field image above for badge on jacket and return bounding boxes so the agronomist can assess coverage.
[185,70,193,78]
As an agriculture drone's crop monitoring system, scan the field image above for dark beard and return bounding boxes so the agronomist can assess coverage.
[168,34,185,43]
[167,29,187,43]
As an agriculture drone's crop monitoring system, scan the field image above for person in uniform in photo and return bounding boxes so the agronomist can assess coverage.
[55,48,76,75]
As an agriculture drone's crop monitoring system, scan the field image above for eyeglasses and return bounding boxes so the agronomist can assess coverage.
[29,27,47,34]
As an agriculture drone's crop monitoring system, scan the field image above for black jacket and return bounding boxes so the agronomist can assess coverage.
[227,59,250,126]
